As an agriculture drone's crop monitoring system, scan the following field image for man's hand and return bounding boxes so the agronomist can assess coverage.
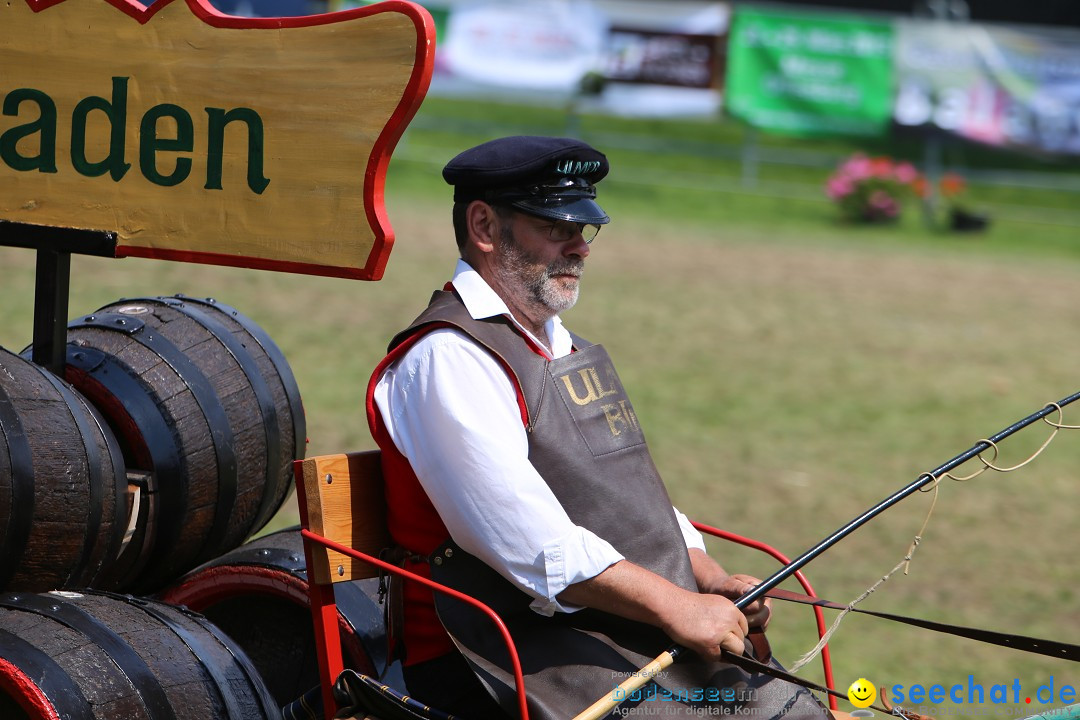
[709,573,772,630]
[689,549,772,630]
[659,589,748,661]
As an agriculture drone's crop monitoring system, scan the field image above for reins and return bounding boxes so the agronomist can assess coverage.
[769,586,1080,662]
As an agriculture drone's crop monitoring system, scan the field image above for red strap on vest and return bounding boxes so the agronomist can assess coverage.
[367,320,532,433]
[364,313,550,665]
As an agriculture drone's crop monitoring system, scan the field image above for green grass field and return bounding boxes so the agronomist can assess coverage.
[2,96,1078,713]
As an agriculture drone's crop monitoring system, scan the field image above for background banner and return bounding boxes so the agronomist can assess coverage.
[894,20,1080,156]
[439,1,608,92]
[602,27,723,90]
[424,0,727,117]
[725,6,894,137]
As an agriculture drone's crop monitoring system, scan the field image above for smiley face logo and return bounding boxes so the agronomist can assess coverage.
[848,678,876,709]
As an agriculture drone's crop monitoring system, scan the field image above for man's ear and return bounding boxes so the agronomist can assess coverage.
[465,201,501,255]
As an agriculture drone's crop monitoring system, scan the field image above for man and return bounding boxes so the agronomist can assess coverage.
[366,136,827,718]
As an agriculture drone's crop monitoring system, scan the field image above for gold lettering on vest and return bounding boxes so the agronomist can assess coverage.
[559,367,618,406]
[601,399,639,436]
[588,366,619,401]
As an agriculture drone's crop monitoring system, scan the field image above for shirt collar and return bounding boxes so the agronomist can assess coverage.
[451,259,574,359]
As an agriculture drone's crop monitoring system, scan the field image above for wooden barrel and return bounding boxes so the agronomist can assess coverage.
[157,527,403,707]
[170,294,306,505]
[55,295,305,593]
[0,589,277,720]
[0,346,128,592]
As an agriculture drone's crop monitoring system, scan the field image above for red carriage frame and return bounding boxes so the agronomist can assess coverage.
[294,451,836,720]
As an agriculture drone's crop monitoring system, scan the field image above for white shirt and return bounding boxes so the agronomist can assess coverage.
[372,260,706,616]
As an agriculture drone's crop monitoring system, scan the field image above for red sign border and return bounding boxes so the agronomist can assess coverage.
[19,0,436,281]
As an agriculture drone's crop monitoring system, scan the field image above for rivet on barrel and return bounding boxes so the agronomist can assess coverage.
[337,565,344,577]
[325,474,333,485]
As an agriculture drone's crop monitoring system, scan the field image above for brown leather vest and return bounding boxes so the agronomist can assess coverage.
[393,290,826,720]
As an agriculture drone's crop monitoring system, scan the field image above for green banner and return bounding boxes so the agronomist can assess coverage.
[725,7,894,137]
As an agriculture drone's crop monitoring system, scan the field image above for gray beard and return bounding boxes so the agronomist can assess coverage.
[497,225,583,315]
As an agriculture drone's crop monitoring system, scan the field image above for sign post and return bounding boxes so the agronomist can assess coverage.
[0,221,117,373]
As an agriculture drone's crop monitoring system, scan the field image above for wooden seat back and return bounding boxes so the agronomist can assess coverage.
[295,450,391,585]
[294,449,532,719]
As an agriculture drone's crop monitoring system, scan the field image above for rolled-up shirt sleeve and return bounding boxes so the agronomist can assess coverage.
[373,329,625,615]
[674,507,706,552]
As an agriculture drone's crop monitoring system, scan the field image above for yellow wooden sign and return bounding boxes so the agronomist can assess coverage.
[0,0,434,279]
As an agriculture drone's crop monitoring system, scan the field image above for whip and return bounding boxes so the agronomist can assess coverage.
[573,390,1080,720]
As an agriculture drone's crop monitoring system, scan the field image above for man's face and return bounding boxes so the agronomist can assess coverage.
[492,210,590,316]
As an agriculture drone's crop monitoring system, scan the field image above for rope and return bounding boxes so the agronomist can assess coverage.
[940,402,1071,481]
[788,482,938,673]
[787,400,1079,674]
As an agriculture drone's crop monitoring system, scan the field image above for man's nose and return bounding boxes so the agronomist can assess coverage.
[564,231,590,259]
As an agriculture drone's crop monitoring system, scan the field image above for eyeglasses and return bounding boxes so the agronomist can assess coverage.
[542,220,601,245]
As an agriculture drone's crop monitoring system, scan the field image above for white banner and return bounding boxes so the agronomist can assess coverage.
[429,0,728,117]
[441,1,607,91]
[895,20,1080,155]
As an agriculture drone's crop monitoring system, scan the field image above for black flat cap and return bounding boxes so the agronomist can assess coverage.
[443,136,610,225]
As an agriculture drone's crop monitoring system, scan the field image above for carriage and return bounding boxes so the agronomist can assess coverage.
[1,1,1077,718]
